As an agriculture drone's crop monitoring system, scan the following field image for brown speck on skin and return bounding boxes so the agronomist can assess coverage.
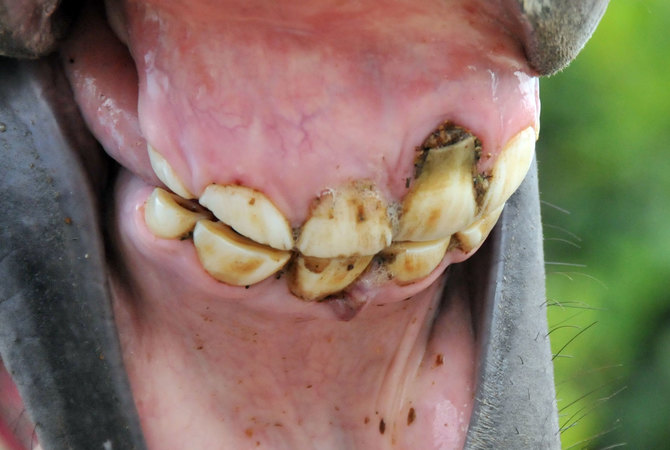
[245,428,253,438]
[306,384,312,389]
[407,407,416,425]
[196,345,203,350]
[405,177,410,188]
[346,264,354,271]
[249,198,256,205]
[379,418,386,434]
[364,417,370,424]
[435,354,444,366]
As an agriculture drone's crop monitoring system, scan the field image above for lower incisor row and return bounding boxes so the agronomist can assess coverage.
[145,187,505,300]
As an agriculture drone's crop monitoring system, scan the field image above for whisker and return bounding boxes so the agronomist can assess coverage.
[552,321,597,361]
[542,223,583,242]
[558,378,624,412]
[544,237,582,248]
[563,419,624,449]
[554,364,624,388]
[546,300,604,311]
[541,200,572,215]
[550,312,585,328]
[545,261,587,267]
[547,324,582,337]
[560,386,627,434]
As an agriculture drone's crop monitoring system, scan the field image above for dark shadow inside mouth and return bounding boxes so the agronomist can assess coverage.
[0,55,557,449]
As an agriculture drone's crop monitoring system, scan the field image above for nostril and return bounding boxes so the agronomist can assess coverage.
[503,0,610,75]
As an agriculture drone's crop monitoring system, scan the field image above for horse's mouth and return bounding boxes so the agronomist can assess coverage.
[0,0,607,448]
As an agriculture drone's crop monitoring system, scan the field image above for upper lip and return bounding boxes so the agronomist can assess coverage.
[0,56,558,449]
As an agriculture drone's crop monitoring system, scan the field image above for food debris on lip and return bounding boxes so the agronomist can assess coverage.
[408,407,416,425]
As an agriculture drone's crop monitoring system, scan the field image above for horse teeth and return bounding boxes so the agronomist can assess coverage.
[395,135,478,242]
[296,182,392,258]
[144,123,534,291]
[147,144,195,199]
[454,205,504,253]
[288,254,373,301]
[193,220,290,286]
[380,237,450,284]
[199,184,294,251]
[144,187,212,239]
[480,127,536,215]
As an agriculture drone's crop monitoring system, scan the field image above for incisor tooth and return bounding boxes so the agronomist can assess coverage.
[147,144,195,199]
[480,127,535,215]
[289,254,373,301]
[193,220,290,286]
[396,136,478,242]
[380,237,450,284]
[144,188,212,239]
[199,184,293,251]
[454,205,504,253]
[296,182,392,258]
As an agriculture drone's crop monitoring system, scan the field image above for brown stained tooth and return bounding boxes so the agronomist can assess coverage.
[193,220,291,286]
[296,182,392,258]
[380,237,450,284]
[147,144,195,199]
[144,187,212,239]
[479,127,536,215]
[453,205,504,253]
[288,254,373,301]
[199,184,294,251]
[395,135,478,242]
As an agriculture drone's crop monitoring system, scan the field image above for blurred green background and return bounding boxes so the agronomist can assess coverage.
[539,0,670,447]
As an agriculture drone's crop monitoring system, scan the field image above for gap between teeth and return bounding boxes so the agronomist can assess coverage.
[144,125,536,300]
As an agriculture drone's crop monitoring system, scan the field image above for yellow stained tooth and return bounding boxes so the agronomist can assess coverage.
[454,205,504,253]
[480,127,535,215]
[296,182,392,258]
[193,220,290,286]
[144,188,212,239]
[147,144,195,199]
[396,136,478,242]
[199,184,293,251]
[380,237,450,284]
[289,254,373,301]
